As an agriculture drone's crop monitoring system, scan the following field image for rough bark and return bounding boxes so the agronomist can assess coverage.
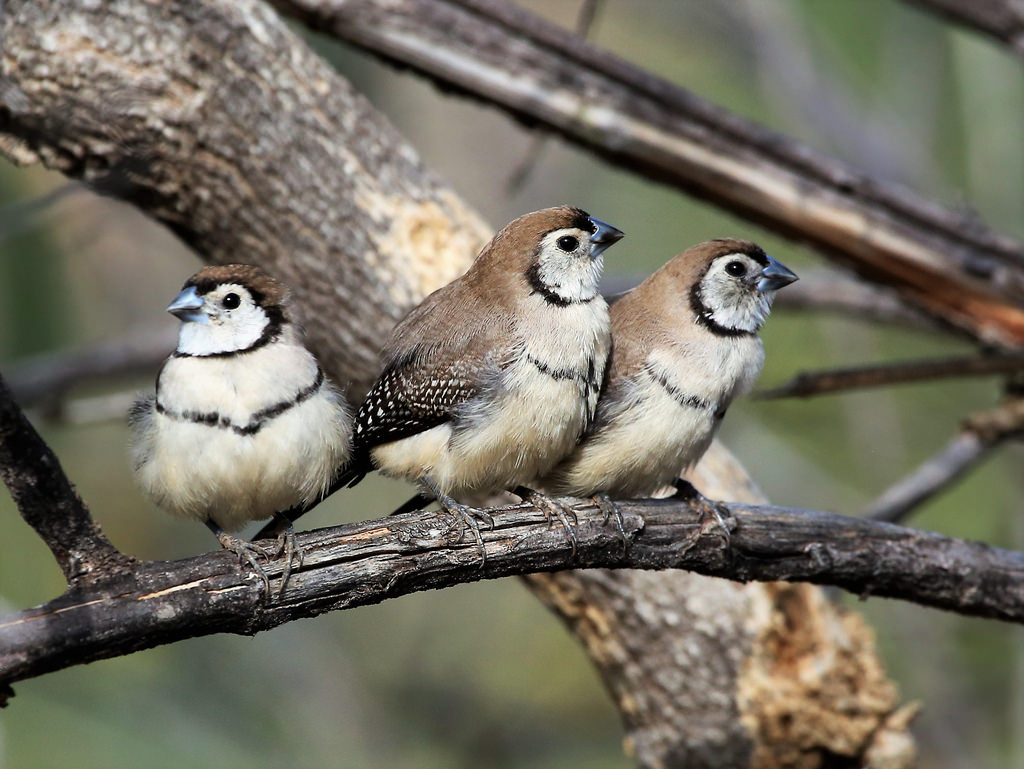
[0,0,491,397]
[0,1,913,766]
[3,473,1021,691]
[899,0,1024,58]
[0,372,133,583]
[528,444,919,769]
[271,0,1024,349]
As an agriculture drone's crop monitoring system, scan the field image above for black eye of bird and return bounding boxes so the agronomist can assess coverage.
[557,235,579,252]
[725,260,747,277]
[222,293,241,309]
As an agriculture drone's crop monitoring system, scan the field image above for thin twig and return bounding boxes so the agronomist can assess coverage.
[506,0,604,193]
[765,270,941,330]
[865,432,994,523]
[2,272,940,421]
[756,352,1024,400]
[0,372,133,583]
[6,324,174,410]
[897,0,1024,59]
[865,398,1024,523]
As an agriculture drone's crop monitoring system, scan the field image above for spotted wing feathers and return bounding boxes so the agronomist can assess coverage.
[353,351,486,451]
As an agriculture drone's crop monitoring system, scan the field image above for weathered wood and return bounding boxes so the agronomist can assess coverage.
[0,0,490,397]
[271,0,1024,348]
[0,2,915,764]
[2,491,1021,689]
[0,373,133,583]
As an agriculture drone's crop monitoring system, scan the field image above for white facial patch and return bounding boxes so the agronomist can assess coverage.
[176,283,273,356]
[696,253,775,333]
[535,227,603,304]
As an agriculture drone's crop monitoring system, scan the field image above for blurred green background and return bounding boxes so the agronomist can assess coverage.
[2,1,1023,767]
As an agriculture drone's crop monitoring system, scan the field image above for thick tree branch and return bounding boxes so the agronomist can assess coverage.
[0,372,133,583]
[2,495,1022,691]
[271,0,1024,348]
[898,0,1024,58]
[0,0,490,398]
[757,351,1024,400]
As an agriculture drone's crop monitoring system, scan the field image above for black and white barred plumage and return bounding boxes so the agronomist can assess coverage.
[129,264,352,531]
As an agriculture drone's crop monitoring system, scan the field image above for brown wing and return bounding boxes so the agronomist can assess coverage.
[352,278,515,453]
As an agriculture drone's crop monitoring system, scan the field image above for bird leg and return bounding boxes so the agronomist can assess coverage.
[205,518,273,594]
[421,477,491,567]
[591,492,629,555]
[268,510,304,595]
[671,478,733,551]
[513,486,579,558]
[254,504,296,541]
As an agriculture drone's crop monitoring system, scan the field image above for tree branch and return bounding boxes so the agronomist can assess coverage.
[0,372,133,583]
[866,397,1024,522]
[771,269,944,332]
[2,495,1022,692]
[898,0,1024,59]
[0,0,490,399]
[757,351,1024,400]
[271,0,1024,348]
[5,324,173,411]
[0,1,916,761]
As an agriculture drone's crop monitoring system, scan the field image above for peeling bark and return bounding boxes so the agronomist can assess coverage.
[528,444,917,769]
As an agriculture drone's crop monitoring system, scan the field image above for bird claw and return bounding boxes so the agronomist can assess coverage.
[515,486,579,559]
[270,516,304,595]
[212,529,275,595]
[437,495,490,567]
[672,479,733,554]
[419,478,494,567]
[592,492,629,556]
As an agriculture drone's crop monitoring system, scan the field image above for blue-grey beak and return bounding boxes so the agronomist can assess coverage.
[166,285,207,323]
[757,256,799,293]
[588,217,625,259]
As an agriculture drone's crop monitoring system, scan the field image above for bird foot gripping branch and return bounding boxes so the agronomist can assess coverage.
[671,479,736,555]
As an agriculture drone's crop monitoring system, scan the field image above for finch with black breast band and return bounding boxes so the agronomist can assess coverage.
[129,264,352,590]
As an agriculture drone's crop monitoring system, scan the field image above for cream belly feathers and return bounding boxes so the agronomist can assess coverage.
[545,238,797,499]
[346,206,623,505]
[130,264,351,532]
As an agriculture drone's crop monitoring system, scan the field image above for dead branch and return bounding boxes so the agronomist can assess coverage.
[0,372,133,583]
[6,324,174,410]
[3,493,1023,694]
[757,352,1024,400]
[0,0,491,399]
[771,269,944,331]
[270,0,1024,348]
[898,0,1024,58]
[0,1,917,763]
[866,397,1024,522]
